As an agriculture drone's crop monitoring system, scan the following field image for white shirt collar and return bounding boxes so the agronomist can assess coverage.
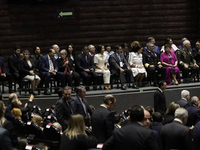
[100,104,108,109]
[174,118,183,124]
[158,88,163,92]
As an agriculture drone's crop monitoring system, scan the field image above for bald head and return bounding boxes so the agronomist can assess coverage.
[142,110,151,129]
[8,93,18,104]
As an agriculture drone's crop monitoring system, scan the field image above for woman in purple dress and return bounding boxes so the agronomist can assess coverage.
[160,44,180,85]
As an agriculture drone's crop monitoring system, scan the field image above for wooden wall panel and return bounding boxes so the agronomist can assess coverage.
[0,0,199,61]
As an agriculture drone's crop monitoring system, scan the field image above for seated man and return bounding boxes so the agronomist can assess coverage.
[8,46,22,87]
[0,56,13,93]
[39,49,65,95]
[177,40,199,83]
[143,42,166,85]
[52,44,61,60]
[76,46,99,90]
[143,37,160,58]
[109,45,137,90]
[192,40,200,68]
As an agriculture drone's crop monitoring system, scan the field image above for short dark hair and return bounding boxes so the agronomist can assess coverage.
[103,96,115,105]
[83,46,89,51]
[121,43,129,48]
[152,112,163,122]
[63,86,71,91]
[96,45,104,54]
[130,105,144,122]
[105,43,112,49]
[48,49,53,53]
[33,46,39,54]
[76,85,85,94]
[14,45,20,51]
[132,45,142,53]
[114,45,120,50]
[58,87,63,98]
[158,81,166,88]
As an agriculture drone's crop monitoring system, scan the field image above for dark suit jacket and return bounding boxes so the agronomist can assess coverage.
[151,122,163,134]
[143,50,160,68]
[75,53,94,73]
[193,120,200,150]
[192,48,200,66]
[187,105,200,126]
[19,58,36,79]
[109,52,130,75]
[162,114,174,125]
[8,54,21,74]
[0,56,8,75]
[0,127,13,150]
[161,120,193,150]
[71,96,93,119]
[154,89,167,115]
[176,98,190,109]
[56,57,75,72]
[31,54,43,73]
[55,97,74,131]
[91,106,114,143]
[39,54,58,73]
[102,122,159,150]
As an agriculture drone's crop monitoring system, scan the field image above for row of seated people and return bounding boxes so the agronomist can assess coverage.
[1,37,200,94]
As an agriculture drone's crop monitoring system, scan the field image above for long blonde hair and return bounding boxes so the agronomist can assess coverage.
[64,114,87,140]
[165,102,180,115]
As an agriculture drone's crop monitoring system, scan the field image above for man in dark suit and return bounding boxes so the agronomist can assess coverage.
[76,46,99,90]
[121,43,129,61]
[55,86,74,131]
[109,45,137,90]
[143,42,166,86]
[102,105,159,150]
[154,81,167,115]
[186,96,200,126]
[0,127,13,150]
[176,90,190,109]
[0,56,13,93]
[39,49,65,95]
[151,112,163,135]
[8,46,22,87]
[161,107,192,150]
[71,86,93,125]
[193,120,200,150]
[92,95,116,143]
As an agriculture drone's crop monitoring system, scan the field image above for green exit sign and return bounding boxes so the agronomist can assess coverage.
[57,9,74,19]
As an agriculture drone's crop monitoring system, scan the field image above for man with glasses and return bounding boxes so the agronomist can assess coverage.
[143,42,166,86]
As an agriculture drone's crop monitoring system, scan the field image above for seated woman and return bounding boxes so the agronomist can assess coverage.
[60,114,88,150]
[11,108,22,119]
[20,50,41,94]
[128,45,147,87]
[67,44,76,65]
[161,38,179,53]
[31,114,44,131]
[94,45,111,89]
[56,49,80,87]
[160,44,181,85]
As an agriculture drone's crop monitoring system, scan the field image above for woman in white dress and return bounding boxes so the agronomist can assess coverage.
[128,46,147,87]
[94,45,111,90]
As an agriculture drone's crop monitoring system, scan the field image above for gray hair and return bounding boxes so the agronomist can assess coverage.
[52,44,58,49]
[76,85,86,94]
[182,37,188,42]
[88,44,94,49]
[146,42,153,47]
[174,108,188,119]
[23,50,30,55]
[191,96,199,105]
[183,40,190,46]
[60,49,67,55]
[181,90,190,99]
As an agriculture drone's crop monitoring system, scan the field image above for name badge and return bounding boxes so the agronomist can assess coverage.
[120,62,123,67]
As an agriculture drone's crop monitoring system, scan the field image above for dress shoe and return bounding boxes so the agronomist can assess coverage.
[121,85,126,90]
[132,84,139,89]
[44,90,51,95]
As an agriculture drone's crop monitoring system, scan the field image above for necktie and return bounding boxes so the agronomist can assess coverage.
[85,56,88,62]
[49,59,54,71]
[81,99,88,118]
[67,101,74,114]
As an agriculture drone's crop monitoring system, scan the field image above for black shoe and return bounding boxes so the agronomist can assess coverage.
[132,84,139,89]
[121,85,126,90]
[44,90,51,95]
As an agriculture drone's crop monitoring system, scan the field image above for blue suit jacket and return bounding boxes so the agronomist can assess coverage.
[187,105,200,126]
[39,54,58,73]
[75,53,94,72]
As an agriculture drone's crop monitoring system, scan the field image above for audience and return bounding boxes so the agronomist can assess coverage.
[160,38,179,53]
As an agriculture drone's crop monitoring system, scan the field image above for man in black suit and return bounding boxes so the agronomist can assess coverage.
[186,96,200,126]
[176,90,190,109]
[55,86,74,131]
[0,56,13,93]
[8,46,22,87]
[102,105,159,150]
[109,45,137,90]
[92,95,116,143]
[71,86,93,125]
[39,49,65,95]
[143,42,166,86]
[193,120,200,150]
[151,112,163,135]
[154,81,167,115]
[0,127,13,150]
[76,46,99,90]
[161,108,192,150]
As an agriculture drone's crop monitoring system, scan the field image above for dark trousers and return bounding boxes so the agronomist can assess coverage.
[180,65,198,79]
[64,71,80,87]
[0,73,13,91]
[147,67,166,83]
[80,71,99,86]
[118,68,134,84]
[40,71,65,89]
